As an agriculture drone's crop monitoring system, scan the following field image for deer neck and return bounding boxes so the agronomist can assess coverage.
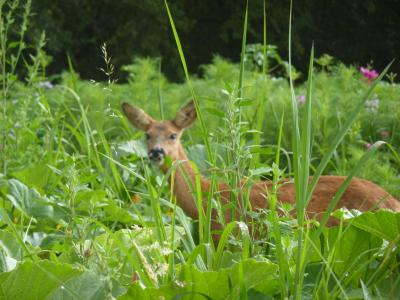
[161,144,208,219]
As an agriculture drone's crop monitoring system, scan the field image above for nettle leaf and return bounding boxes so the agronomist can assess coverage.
[249,146,273,155]
[0,261,83,299]
[349,211,400,242]
[249,167,272,177]
[205,107,225,117]
[102,202,136,223]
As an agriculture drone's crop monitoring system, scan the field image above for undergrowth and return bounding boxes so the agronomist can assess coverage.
[0,0,399,299]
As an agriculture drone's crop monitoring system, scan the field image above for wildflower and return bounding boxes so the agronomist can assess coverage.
[175,280,186,288]
[38,81,54,89]
[363,142,372,149]
[131,194,141,204]
[360,67,379,81]
[130,224,142,231]
[365,95,379,112]
[297,94,306,105]
[145,241,160,251]
[159,247,173,256]
[155,263,169,276]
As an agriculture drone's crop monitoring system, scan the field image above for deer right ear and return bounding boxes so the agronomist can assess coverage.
[122,102,155,131]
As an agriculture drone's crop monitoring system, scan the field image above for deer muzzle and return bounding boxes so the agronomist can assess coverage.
[148,147,165,162]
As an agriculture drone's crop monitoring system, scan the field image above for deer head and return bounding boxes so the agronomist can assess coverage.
[122,101,197,166]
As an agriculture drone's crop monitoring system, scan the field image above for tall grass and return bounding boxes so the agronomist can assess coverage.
[164,0,395,298]
[0,0,399,299]
[0,0,32,175]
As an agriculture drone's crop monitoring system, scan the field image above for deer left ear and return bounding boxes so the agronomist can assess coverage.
[172,100,197,129]
[122,102,155,131]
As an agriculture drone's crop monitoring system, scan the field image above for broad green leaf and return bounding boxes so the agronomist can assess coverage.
[0,261,83,299]
[0,230,23,261]
[349,211,400,241]
[5,179,67,221]
[118,283,182,300]
[119,259,279,299]
[326,226,381,277]
[12,162,53,194]
[49,271,111,300]
[181,259,279,299]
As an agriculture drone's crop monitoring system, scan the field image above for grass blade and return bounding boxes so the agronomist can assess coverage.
[163,0,212,160]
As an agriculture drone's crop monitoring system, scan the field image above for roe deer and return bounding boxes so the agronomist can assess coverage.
[122,100,400,240]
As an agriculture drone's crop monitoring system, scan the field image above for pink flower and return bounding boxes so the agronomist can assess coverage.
[363,142,372,150]
[360,67,379,81]
[297,95,306,105]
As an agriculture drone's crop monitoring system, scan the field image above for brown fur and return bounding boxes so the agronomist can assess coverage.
[122,101,400,240]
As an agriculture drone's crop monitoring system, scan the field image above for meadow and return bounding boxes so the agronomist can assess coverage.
[1,1,400,299]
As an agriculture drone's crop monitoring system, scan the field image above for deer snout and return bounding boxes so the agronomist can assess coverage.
[148,147,165,161]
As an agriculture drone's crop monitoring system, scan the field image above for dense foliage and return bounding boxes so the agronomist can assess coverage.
[28,0,400,81]
[1,1,400,299]
[1,56,400,298]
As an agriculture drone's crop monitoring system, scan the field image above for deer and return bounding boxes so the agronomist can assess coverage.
[122,100,400,243]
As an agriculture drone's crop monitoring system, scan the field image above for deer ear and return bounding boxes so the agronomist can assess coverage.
[172,100,197,129]
[122,102,155,131]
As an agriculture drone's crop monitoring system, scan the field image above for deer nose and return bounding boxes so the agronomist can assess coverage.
[148,147,165,161]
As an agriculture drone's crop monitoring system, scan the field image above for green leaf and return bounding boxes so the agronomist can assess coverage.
[249,146,273,155]
[205,107,225,117]
[6,179,54,219]
[181,259,279,299]
[0,261,83,299]
[119,259,279,299]
[249,167,272,177]
[12,162,53,194]
[119,283,182,300]
[5,179,67,221]
[349,211,400,242]
[49,271,111,300]
[0,230,23,261]
[326,226,381,276]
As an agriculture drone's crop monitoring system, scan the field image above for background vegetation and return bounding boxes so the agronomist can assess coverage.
[27,0,400,81]
[1,0,400,299]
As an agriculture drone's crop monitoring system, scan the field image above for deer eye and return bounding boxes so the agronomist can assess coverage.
[169,133,177,140]
[145,133,151,140]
